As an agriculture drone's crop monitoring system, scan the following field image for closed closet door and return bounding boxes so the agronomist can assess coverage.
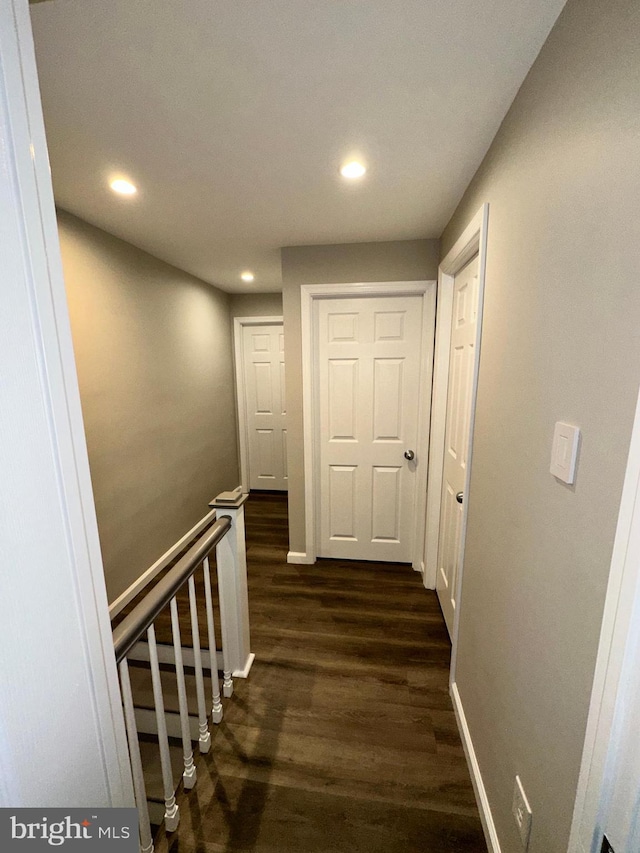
[316,295,424,562]
[242,323,287,491]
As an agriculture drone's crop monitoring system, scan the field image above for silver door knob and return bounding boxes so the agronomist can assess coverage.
[456,492,464,504]
[404,450,415,461]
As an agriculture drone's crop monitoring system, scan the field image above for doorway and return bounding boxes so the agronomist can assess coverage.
[425,204,489,644]
[301,282,436,567]
[435,253,481,634]
[234,316,287,492]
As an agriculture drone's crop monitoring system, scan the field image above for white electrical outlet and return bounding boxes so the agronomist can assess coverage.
[512,775,532,849]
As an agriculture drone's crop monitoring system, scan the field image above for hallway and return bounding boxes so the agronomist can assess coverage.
[156,492,486,852]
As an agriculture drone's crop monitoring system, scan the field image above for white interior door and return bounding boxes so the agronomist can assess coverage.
[316,295,425,562]
[436,254,480,634]
[242,322,287,491]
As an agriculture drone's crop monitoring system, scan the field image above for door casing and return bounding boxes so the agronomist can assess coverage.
[567,384,640,850]
[1,0,134,806]
[424,204,489,682]
[300,281,436,569]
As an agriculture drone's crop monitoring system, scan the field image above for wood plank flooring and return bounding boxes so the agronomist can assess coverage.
[154,492,486,853]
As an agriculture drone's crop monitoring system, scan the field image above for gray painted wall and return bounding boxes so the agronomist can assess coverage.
[229,292,283,318]
[58,210,240,602]
[280,239,439,554]
[441,0,640,850]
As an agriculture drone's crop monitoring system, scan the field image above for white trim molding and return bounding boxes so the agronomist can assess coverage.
[423,205,489,682]
[128,642,254,681]
[451,682,502,853]
[300,281,436,567]
[232,652,256,679]
[0,0,133,807]
[568,383,640,852]
[287,551,315,564]
[233,315,284,492]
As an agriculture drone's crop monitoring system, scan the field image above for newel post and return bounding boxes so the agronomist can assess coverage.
[209,491,254,696]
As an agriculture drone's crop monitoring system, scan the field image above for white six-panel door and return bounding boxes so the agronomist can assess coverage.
[436,254,480,634]
[316,295,424,562]
[242,322,287,491]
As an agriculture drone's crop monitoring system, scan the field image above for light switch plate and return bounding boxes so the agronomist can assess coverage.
[550,422,580,484]
[512,775,532,849]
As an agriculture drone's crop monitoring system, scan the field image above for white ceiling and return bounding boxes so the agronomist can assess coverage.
[30,0,565,293]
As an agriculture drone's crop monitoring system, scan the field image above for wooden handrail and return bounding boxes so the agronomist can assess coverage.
[109,507,219,619]
[113,516,232,663]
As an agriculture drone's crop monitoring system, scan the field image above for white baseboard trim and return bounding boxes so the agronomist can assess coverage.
[451,681,502,853]
[232,652,255,679]
[287,551,315,564]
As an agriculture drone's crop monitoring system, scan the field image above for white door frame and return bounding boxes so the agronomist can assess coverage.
[233,315,284,492]
[1,0,133,806]
[300,281,436,568]
[423,205,489,676]
[568,382,640,853]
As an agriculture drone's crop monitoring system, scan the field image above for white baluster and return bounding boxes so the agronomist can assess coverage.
[147,624,180,832]
[119,659,154,853]
[188,575,211,753]
[222,666,233,699]
[216,531,235,698]
[169,597,196,789]
[202,556,223,723]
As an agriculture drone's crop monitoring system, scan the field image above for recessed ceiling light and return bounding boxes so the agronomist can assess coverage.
[340,161,366,179]
[110,178,137,195]
[241,271,255,282]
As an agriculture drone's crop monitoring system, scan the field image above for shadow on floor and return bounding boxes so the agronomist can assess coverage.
[155,491,487,853]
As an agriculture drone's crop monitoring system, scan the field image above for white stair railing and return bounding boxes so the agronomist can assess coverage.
[112,492,253,853]
[210,493,254,692]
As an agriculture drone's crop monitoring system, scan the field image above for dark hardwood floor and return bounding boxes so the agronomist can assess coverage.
[155,492,486,853]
